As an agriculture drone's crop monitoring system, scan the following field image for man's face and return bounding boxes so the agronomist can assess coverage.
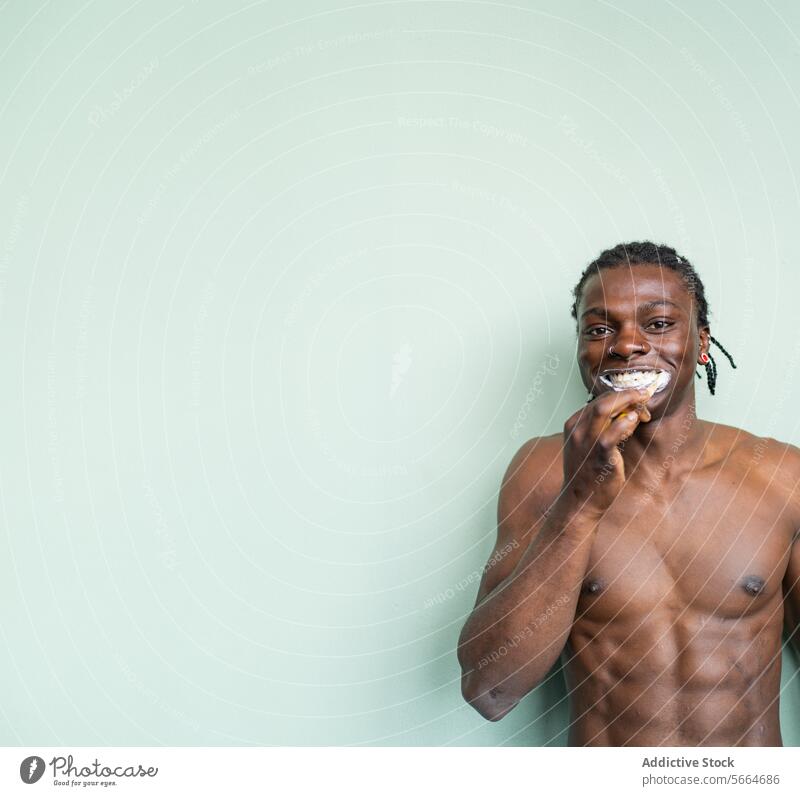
[576,264,708,414]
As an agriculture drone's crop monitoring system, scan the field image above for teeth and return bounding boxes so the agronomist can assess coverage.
[599,370,671,393]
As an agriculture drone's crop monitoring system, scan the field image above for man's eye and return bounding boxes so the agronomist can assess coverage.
[586,327,611,336]
[647,320,673,330]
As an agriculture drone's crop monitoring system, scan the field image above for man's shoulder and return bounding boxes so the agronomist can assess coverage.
[712,422,800,484]
[501,434,563,504]
[496,434,564,540]
[716,422,800,461]
[752,433,800,482]
[511,431,563,456]
[506,433,563,473]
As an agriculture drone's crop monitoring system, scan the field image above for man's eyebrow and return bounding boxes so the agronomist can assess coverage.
[579,306,608,320]
[640,299,684,313]
[580,299,684,320]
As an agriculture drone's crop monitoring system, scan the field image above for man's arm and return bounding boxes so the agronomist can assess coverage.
[783,527,800,657]
[779,442,800,657]
[457,386,652,721]
[471,436,559,606]
[457,436,601,721]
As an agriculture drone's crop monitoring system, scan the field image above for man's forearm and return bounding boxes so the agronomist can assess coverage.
[783,595,800,659]
[458,496,601,717]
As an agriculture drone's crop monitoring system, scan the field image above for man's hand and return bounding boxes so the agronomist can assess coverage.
[560,382,658,515]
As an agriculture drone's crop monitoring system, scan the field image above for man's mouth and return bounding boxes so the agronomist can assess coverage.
[598,368,671,393]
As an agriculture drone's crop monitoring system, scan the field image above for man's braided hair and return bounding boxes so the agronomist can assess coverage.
[569,241,736,395]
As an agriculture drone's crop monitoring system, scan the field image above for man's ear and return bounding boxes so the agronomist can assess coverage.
[699,326,710,359]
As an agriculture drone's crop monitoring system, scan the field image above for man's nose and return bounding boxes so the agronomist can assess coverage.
[610,327,650,357]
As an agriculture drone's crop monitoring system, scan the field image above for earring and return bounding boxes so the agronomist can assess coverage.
[699,352,710,364]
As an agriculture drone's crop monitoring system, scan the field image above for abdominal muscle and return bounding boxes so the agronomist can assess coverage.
[559,610,784,747]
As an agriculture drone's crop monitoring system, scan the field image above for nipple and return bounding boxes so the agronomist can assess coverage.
[582,578,604,595]
[742,575,765,596]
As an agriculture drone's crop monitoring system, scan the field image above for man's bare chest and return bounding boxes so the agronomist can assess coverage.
[576,469,796,623]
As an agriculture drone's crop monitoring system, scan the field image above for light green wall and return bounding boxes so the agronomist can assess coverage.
[1,0,798,745]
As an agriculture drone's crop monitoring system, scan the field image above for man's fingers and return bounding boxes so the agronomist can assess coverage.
[591,386,654,413]
[566,383,658,440]
[615,381,657,422]
[587,388,653,435]
[598,409,641,449]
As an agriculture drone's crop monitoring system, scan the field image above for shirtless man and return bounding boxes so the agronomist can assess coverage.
[457,241,800,746]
